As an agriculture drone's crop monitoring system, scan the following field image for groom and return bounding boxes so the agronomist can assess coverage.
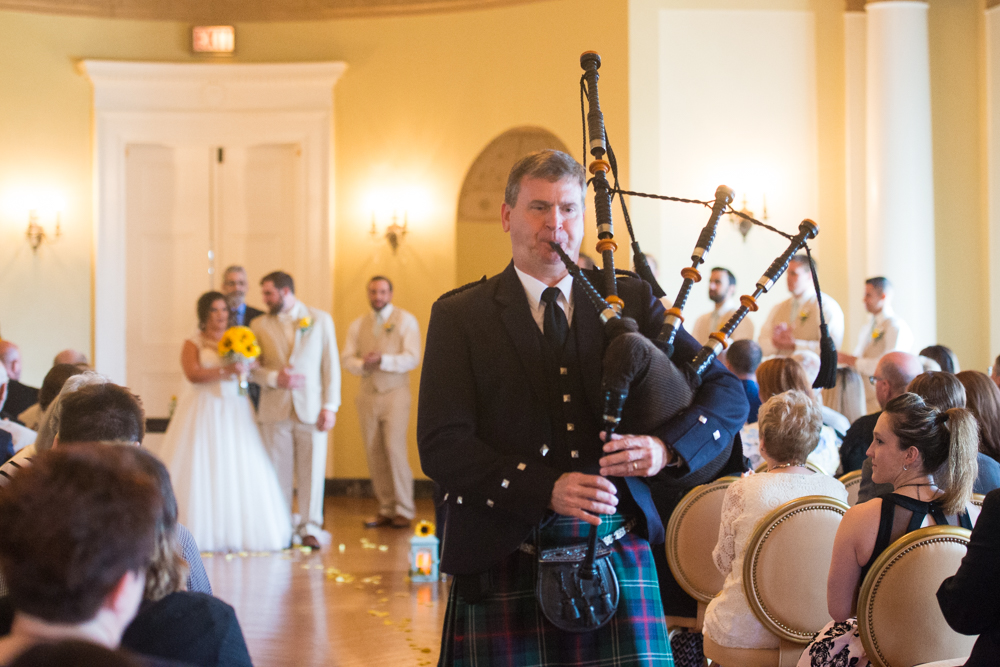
[251,271,340,549]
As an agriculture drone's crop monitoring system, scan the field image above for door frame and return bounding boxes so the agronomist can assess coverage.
[83,60,346,383]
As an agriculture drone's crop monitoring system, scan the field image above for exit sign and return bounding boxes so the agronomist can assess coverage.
[193,26,235,54]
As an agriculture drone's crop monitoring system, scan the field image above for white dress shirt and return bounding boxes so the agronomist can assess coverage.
[514,267,575,333]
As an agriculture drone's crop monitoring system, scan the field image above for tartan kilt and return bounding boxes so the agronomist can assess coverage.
[438,514,673,666]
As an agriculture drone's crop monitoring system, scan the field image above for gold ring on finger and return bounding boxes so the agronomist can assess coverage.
[632,461,638,471]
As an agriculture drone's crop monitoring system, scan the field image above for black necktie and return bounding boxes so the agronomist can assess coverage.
[541,287,569,352]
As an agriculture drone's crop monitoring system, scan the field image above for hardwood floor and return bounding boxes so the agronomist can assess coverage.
[203,497,447,667]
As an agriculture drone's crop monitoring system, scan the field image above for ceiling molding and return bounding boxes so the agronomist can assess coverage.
[0,0,547,22]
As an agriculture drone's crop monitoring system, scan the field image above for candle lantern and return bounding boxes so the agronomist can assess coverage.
[409,520,440,583]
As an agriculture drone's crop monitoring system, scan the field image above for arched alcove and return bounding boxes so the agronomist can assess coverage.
[455,127,569,286]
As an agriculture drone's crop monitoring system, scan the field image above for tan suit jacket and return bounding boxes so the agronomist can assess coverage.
[251,300,341,425]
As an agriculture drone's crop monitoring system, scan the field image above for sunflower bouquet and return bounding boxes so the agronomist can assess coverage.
[218,326,262,396]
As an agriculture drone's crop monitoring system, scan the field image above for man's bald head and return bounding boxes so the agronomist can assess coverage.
[53,349,88,367]
[874,351,924,408]
[0,341,20,380]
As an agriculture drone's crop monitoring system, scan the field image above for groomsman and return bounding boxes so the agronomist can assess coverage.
[758,254,844,358]
[691,267,755,344]
[251,272,340,549]
[342,277,421,529]
[837,277,913,413]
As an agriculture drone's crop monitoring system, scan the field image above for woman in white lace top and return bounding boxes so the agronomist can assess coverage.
[741,357,842,475]
[703,390,848,649]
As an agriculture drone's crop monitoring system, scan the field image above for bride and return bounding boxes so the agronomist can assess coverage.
[153,291,292,552]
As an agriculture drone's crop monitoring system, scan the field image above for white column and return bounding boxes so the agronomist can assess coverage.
[987,5,1000,364]
[844,9,868,353]
[865,0,935,350]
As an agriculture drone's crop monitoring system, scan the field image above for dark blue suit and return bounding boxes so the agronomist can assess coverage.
[417,263,747,578]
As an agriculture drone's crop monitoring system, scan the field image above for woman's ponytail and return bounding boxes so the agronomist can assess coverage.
[937,407,979,515]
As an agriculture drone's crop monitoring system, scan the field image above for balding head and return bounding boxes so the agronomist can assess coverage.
[0,341,20,381]
[53,349,88,367]
[874,351,924,408]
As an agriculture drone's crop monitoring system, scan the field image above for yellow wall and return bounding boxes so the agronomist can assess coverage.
[0,0,628,479]
[928,0,990,371]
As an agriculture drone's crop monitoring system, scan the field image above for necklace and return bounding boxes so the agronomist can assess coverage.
[767,462,805,472]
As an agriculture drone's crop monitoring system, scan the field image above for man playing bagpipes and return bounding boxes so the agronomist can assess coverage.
[417,149,748,666]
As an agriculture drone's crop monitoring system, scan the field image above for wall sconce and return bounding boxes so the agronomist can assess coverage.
[370,211,408,254]
[26,209,62,252]
[727,195,767,241]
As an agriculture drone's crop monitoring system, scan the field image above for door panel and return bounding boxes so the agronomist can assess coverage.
[125,144,212,417]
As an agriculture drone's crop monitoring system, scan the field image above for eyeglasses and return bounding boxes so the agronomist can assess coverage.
[868,375,882,386]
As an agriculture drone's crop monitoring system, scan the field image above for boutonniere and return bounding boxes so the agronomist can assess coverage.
[383,322,395,334]
[298,317,313,333]
[798,310,809,325]
[871,327,884,342]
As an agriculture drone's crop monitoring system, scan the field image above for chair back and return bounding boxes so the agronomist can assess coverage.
[858,525,976,667]
[742,495,848,643]
[970,493,985,509]
[665,476,737,602]
[838,469,863,506]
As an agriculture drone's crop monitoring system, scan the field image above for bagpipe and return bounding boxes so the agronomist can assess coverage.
[539,52,838,630]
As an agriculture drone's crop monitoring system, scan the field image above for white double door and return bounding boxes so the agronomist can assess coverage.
[125,140,304,418]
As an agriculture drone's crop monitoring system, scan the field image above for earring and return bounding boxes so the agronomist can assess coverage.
[903,466,908,471]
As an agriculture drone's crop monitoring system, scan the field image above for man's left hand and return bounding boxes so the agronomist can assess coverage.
[362,352,382,373]
[599,433,670,477]
[317,409,337,432]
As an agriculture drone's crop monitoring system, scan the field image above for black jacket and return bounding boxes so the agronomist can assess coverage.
[417,262,747,575]
[937,488,1000,666]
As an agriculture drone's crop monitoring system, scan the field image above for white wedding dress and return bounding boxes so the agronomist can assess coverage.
[153,336,293,552]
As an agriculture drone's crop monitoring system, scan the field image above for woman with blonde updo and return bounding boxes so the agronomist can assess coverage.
[798,393,981,666]
[704,390,848,649]
[740,357,841,474]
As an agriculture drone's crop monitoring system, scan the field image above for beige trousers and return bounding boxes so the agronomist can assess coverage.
[259,418,328,538]
[356,386,414,520]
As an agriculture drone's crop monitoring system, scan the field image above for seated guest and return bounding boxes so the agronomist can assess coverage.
[857,371,1000,503]
[703,390,847,649]
[921,344,960,375]
[956,370,1000,464]
[839,352,923,475]
[792,350,850,437]
[0,444,162,665]
[53,348,89,367]
[0,381,211,597]
[723,339,762,423]
[0,366,34,456]
[120,452,251,667]
[823,366,866,427]
[741,357,840,474]
[0,342,37,425]
[937,487,1000,667]
[798,393,981,666]
[10,640,145,667]
[13,363,84,434]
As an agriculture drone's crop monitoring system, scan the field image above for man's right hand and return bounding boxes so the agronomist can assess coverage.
[548,472,618,526]
[277,367,306,389]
